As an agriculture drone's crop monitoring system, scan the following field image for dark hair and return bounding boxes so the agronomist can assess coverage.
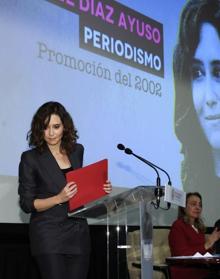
[27,101,78,154]
[174,0,220,189]
[214,219,220,230]
[178,192,205,232]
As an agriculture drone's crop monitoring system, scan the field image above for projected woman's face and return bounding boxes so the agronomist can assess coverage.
[191,23,220,150]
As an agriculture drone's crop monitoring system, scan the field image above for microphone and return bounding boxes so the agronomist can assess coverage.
[117,143,163,207]
[117,144,161,187]
[117,144,172,186]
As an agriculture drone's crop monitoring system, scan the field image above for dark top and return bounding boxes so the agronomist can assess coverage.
[18,143,90,255]
[61,166,73,175]
[214,219,220,254]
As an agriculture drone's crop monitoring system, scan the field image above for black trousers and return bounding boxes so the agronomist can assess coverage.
[34,254,90,279]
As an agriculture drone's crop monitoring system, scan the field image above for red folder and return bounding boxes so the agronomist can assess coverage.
[66,159,108,212]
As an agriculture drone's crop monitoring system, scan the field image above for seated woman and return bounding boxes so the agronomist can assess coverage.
[168,192,220,279]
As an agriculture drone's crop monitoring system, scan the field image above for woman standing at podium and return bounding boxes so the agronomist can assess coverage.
[18,101,111,279]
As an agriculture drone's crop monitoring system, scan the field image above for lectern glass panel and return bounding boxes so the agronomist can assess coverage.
[69,186,162,279]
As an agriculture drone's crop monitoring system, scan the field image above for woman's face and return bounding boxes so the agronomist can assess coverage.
[191,23,220,150]
[185,195,202,223]
[44,114,64,148]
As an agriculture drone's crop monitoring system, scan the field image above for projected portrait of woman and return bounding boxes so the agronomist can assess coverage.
[174,0,220,222]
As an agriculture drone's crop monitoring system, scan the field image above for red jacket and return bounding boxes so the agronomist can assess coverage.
[168,218,209,279]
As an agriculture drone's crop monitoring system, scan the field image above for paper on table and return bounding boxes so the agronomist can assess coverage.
[167,252,214,260]
[193,252,213,258]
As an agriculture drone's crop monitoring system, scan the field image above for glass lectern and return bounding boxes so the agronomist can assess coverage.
[69,186,164,279]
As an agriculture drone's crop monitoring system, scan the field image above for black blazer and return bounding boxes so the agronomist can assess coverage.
[18,143,90,255]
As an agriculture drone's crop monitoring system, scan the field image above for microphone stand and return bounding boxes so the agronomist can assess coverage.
[122,146,171,210]
[124,148,163,209]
